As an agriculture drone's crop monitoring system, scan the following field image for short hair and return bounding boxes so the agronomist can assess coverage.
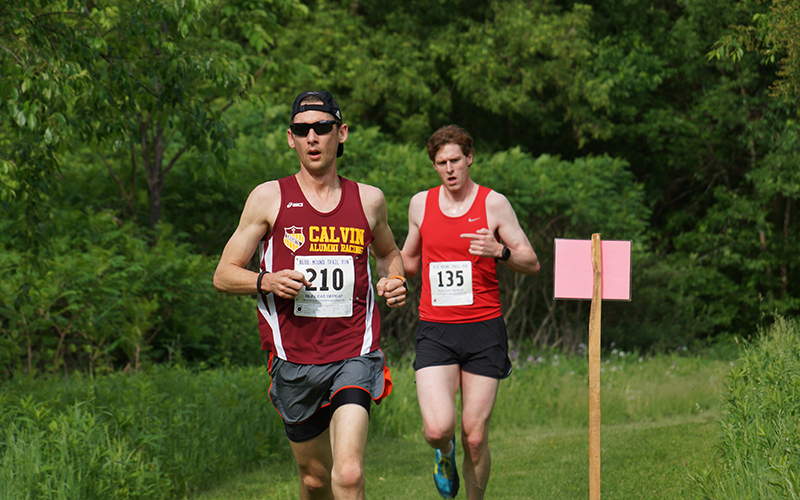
[299,95,323,106]
[426,125,474,162]
[290,90,343,122]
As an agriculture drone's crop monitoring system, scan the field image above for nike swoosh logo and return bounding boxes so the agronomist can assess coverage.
[468,217,480,222]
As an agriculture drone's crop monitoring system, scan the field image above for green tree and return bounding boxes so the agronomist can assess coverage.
[675,0,800,335]
[1,0,304,231]
[1,1,305,374]
[709,0,800,106]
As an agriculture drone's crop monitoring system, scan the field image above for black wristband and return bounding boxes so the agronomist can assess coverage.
[496,246,511,262]
[257,270,269,294]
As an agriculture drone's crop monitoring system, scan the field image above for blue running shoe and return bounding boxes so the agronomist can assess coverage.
[433,437,459,498]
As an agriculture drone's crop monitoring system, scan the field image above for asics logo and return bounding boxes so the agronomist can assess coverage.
[468,217,480,222]
[286,202,304,208]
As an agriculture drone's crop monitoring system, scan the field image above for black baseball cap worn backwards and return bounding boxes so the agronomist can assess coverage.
[290,90,345,158]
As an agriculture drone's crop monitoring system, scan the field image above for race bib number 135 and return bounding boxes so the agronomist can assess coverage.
[429,260,473,306]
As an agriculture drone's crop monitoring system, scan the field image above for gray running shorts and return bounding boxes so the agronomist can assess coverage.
[268,349,391,425]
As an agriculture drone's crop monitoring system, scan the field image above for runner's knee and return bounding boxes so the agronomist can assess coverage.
[332,460,364,490]
[300,472,328,494]
[461,427,488,458]
[423,425,452,445]
[297,464,330,493]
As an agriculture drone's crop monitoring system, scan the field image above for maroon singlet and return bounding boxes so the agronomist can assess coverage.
[257,175,380,364]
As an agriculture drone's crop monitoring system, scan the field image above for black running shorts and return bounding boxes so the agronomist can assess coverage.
[413,316,512,379]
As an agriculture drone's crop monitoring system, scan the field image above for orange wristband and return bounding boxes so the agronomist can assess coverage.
[387,275,408,290]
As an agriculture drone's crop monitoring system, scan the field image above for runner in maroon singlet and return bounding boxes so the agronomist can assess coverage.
[213,91,407,500]
[402,125,540,500]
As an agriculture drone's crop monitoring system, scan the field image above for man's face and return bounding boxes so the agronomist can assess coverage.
[433,143,473,192]
[287,109,347,171]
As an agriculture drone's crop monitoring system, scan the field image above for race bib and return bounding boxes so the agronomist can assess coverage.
[294,255,355,318]
[429,260,473,306]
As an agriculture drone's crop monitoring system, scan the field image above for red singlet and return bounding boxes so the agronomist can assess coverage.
[418,185,502,323]
[257,175,380,364]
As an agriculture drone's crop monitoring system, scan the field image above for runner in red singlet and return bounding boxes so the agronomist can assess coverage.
[213,91,407,500]
[402,125,540,500]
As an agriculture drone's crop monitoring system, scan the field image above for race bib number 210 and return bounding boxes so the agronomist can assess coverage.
[294,255,355,318]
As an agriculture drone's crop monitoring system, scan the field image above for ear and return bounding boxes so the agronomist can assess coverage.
[337,123,349,144]
[287,128,297,150]
[465,153,473,167]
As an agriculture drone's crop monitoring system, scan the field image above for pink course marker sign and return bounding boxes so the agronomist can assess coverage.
[553,239,632,301]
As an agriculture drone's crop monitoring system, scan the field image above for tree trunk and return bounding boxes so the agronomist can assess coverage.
[142,119,165,234]
[781,196,791,296]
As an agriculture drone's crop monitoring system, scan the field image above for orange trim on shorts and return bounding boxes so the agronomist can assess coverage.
[328,361,394,403]
[378,364,393,402]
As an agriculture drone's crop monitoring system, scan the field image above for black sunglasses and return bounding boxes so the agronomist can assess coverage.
[290,120,339,137]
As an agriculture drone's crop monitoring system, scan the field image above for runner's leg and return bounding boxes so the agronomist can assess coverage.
[329,403,370,500]
[415,364,461,450]
[460,370,499,500]
[289,429,334,500]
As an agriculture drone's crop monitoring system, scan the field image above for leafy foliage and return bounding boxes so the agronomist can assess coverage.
[1,0,304,229]
[2,0,800,372]
[708,0,800,106]
[694,317,800,498]
[0,210,258,375]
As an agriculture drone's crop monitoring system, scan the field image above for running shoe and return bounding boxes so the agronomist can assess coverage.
[433,436,459,498]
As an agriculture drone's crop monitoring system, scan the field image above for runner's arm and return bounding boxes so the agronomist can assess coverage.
[212,182,308,298]
[488,192,540,275]
[400,191,425,277]
[360,184,407,307]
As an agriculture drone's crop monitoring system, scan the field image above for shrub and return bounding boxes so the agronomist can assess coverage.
[693,317,800,498]
[0,210,258,375]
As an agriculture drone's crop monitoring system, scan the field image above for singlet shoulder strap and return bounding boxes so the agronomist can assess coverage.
[423,186,441,214]
[475,184,491,204]
[467,184,492,220]
[341,176,366,220]
[277,174,302,199]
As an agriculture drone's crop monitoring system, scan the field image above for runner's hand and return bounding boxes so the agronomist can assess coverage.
[377,276,407,308]
[264,269,311,299]
[460,228,503,258]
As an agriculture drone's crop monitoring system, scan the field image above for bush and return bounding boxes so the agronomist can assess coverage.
[693,317,800,498]
[0,210,258,375]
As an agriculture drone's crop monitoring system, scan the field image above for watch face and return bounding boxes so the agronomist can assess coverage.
[498,246,510,261]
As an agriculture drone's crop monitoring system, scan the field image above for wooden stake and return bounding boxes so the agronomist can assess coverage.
[589,233,602,500]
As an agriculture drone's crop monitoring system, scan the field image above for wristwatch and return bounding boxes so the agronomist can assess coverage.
[497,246,511,262]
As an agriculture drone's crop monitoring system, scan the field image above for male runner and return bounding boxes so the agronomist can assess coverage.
[213,90,407,500]
[402,125,540,499]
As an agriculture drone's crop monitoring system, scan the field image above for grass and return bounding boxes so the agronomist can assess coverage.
[0,366,284,499]
[13,329,795,500]
[195,351,731,499]
[194,416,721,499]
